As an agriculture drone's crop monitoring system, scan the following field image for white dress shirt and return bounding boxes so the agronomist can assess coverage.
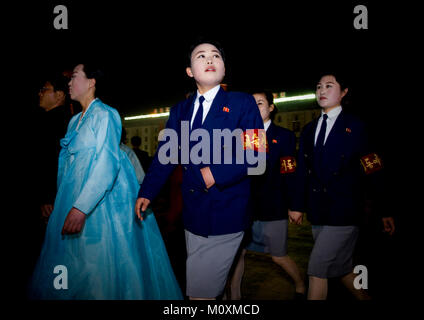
[190,85,221,128]
[264,119,272,132]
[314,106,342,146]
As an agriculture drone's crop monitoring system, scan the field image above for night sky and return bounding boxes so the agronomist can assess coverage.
[13,1,396,118]
[8,1,405,178]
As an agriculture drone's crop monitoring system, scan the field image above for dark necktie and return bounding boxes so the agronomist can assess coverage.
[191,96,205,130]
[316,114,328,149]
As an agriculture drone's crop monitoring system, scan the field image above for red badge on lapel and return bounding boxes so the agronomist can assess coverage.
[280,156,296,174]
[360,153,383,174]
[222,106,230,113]
[346,128,352,133]
[272,139,278,144]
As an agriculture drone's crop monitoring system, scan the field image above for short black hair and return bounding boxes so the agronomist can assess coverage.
[187,37,226,67]
[44,73,69,94]
[79,63,105,97]
[317,70,349,91]
[81,63,104,84]
[131,136,142,147]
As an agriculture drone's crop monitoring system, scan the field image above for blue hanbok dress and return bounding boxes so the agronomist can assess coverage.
[28,99,183,300]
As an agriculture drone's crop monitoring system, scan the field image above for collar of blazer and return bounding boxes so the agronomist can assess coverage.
[183,87,228,131]
[304,110,347,155]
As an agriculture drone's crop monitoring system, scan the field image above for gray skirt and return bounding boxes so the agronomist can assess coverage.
[245,219,288,257]
[307,225,359,278]
[185,230,244,298]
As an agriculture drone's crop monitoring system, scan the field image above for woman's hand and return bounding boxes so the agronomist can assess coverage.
[135,197,151,221]
[200,167,215,189]
[382,217,395,236]
[61,207,86,235]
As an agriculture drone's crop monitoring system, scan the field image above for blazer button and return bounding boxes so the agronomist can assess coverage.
[313,188,317,192]
[204,188,208,193]
[323,188,327,193]
[308,169,312,174]
[304,154,308,158]
[189,189,194,193]
[178,145,181,150]
[183,166,187,171]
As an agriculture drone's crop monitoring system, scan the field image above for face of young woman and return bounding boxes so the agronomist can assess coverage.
[316,75,347,110]
[253,93,274,123]
[68,64,92,102]
[186,43,225,93]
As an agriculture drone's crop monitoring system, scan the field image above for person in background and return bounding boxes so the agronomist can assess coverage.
[293,72,395,300]
[28,63,182,299]
[228,90,305,300]
[36,74,72,223]
[120,128,145,184]
[131,135,152,172]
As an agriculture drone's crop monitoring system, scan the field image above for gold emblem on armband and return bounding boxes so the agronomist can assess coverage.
[360,153,383,174]
[242,129,268,152]
[280,156,296,174]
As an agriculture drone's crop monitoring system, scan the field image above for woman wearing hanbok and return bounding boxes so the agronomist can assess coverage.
[28,63,183,300]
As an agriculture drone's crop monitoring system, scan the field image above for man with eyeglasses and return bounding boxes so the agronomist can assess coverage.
[36,74,72,226]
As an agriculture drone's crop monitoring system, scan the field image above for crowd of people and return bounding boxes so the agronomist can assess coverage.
[26,38,395,300]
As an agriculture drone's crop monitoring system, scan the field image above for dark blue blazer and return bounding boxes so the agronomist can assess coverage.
[138,87,264,236]
[251,123,297,221]
[293,110,384,226]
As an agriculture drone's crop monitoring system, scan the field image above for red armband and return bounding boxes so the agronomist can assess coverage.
[360,153,383,174]
[242,129,268,153]
[280,156,296,174]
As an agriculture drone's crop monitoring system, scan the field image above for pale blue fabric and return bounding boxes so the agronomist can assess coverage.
[28,99,183,300]
[120,143,145,184]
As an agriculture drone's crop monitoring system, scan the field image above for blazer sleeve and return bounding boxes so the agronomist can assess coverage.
[209,94,264,189]
[357,123,388,218]
[282,130,299,210]
[290,127,308,212]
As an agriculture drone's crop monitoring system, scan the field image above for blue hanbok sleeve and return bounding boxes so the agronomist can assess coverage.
[73,109,122,215]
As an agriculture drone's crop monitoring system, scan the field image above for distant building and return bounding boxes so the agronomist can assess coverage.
[123,93,321,155]
[124,118,166,157]
[273,99,321,147]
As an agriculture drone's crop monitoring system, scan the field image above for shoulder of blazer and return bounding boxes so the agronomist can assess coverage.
[339,111,367,134]
[270,123,295,140]
[225,91,255,110]
[301,118,319,137]
[273,123,294,135]
[226,90,250,100]
[169,94,196,119]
